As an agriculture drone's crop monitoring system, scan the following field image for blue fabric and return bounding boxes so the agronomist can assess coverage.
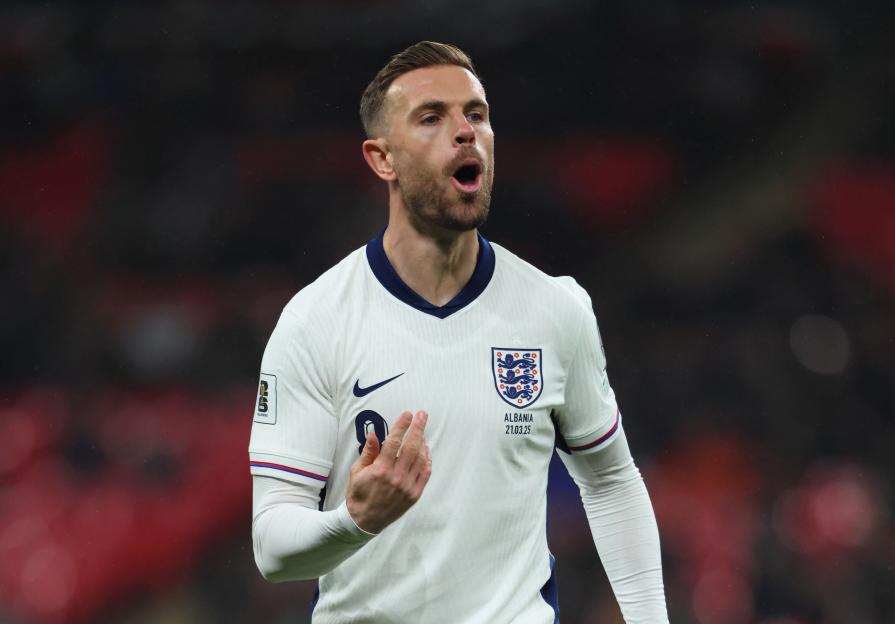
[540,552,560,623]
[365,228,496,318]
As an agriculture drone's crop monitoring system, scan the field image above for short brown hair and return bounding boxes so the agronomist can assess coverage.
[360,41,480,138]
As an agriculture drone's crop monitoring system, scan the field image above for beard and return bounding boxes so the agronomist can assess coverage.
[396,153,493,235]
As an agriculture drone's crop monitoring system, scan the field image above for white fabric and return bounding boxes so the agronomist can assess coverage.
[252,426,669,623]
[248,237,662,622]
[252,476,375,581]
[559,430,669,623]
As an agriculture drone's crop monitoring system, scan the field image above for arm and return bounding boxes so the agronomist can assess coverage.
[252,475,374,581]
[551,278,668,621]
[249,301,433,581]
[559,427,668,623]
[252,411,432,582]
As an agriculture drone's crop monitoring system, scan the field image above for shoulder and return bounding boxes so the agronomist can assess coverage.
[267,246,366,352]
[490,241,595,319]
[281,246,366,322]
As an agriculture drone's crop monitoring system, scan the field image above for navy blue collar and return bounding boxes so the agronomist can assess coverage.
[365,228,496,319]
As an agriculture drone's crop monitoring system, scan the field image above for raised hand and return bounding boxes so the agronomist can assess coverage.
[346,410,432,534]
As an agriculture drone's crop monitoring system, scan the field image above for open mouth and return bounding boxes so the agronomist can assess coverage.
[451,160,482,193]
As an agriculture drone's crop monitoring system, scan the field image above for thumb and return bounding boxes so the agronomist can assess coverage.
[356,431,380,468]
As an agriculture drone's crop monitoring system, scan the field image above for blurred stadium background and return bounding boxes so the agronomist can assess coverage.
[2,1,894,623]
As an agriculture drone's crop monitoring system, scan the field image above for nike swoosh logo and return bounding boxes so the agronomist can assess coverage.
[353,372,404,398]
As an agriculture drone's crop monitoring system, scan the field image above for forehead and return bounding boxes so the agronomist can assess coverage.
[386,65,487,115]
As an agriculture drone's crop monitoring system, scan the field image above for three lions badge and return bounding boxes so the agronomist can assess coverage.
[492,348,543,408]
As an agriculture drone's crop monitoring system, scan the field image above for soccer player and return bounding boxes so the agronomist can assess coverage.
[249,42,668,623]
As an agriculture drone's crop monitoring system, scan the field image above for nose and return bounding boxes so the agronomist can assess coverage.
[453,115,475,146]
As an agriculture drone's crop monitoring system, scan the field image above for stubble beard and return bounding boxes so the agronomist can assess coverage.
[398,158,493,235]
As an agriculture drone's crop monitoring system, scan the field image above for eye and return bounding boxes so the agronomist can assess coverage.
[421,115,439,125]
[467,111,485,122]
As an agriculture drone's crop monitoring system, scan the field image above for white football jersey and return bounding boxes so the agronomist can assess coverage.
[249,230,621,624]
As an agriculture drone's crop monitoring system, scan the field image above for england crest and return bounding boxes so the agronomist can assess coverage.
[492,348,543,408]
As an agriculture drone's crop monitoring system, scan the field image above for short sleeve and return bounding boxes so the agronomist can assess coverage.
[248,308,337,487]
[553,285,621,455]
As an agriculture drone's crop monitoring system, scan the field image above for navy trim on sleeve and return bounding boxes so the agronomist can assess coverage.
[365,228,495,319]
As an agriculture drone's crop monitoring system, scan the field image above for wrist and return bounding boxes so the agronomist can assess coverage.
[338,501,380,539]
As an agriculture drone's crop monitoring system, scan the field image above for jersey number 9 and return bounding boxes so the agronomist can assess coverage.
[354,410,389,455]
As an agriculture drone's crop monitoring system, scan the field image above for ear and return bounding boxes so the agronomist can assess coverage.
[362,139,397,182]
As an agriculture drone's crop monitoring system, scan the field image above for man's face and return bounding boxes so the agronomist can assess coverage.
[383,65,495,234]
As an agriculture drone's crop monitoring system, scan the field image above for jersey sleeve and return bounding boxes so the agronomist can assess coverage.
[553,281,621,455]
[249,307,338,487]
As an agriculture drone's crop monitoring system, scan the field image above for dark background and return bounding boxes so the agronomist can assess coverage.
[2,1,894,623]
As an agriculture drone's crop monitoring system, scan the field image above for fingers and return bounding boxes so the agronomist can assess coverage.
[410,443,433,499]
[396,411,427,471]
[356,431,380,468]
[407,441,430,481]
[378,411,413,467]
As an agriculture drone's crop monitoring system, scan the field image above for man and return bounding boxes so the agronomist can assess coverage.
[250,41,668,623]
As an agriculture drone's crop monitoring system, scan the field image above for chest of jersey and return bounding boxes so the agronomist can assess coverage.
[326,303,564,499]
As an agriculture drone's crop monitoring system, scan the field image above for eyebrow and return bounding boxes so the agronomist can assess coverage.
[407,98,489,119]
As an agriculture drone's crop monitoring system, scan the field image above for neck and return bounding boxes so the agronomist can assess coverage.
[382,215,479,307]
